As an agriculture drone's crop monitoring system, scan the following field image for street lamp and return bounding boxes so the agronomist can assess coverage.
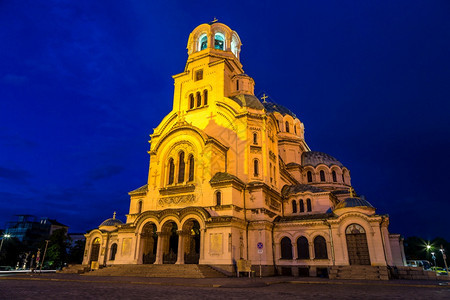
[440,245,448,272]
[431,252,437,268]
[0,234,11,252]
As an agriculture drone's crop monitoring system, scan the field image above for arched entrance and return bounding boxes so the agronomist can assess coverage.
[346,224,371,265]
[183,219,200,264]
[162,221,178,264]
[89,238,101,263]
[141,222,158,264]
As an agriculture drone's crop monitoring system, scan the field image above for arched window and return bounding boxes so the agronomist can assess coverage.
[285,121,290,133]
[253,159,259,177]
[306,198,312,212]
[199,34,207,51]
[253,132,258,145]
[320,170,326,182]
[178,152,185,183]
[299,199,305,212]
[292,200,297,213]
[168,158,175,185]
[110,243,117,261]
[332,170,337,182]
[314,236,328,259]
[196,92,201,107]
[307,171,313,183]
[231,36,238,56]
[297,237,310,259]
[294,125,297,135]
[188,154,194,182]
[236,80,239,90]
[214,33,225,50]
[203,90,208,106]
[189,94,194,109]
[137,200,143,214]
[273,165,276,182]
[280,237,293,259]
[216,191,222,206]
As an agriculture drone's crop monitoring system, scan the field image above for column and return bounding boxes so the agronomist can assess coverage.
[292,242,298,260]
[199,228,206,263]
[176,230,186,264]
[154,232,164,264]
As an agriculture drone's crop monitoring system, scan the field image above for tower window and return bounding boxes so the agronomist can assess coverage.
[253,159,259,177]
[168,158,175,185]
[332,170,337,182]
[189,94,194,109]
[214,33,225,50]
[231,36,238,57]
[306,198,312,212]
[269,162,273,183]
[292,200,297,213]
[307,171,313,183]
[195,69,203,81]
[294,125,297,135]
[236,80,239,91]
[196,92,201,107]
[203,90,208,106]
[137,200,143,214]
[320,170,325,182]
[253,132,258,145]
[216,191,222,206]
[299,199,305,212]
[188,154,194,182]
[178,151,185,183]
[285,121,290,133]
[199,34,207,51]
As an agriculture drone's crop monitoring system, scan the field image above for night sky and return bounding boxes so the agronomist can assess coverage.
[1,1,449,240]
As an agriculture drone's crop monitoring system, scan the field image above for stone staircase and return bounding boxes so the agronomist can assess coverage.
[329,265,390,280]
[83,264,228,278]
[59,264,90,274]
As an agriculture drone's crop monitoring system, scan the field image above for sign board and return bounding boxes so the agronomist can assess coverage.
[257,242,263,249]
[258,249,263,254]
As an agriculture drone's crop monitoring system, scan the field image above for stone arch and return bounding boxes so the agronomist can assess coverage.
[89,237,101,264]
[160,220,179,264]
[140,222,158,264]
[181,218,201,264]
[280,236,293,259]
[345,223,371,265]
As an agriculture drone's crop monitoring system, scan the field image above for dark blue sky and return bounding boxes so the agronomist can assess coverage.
[1,1,449,239]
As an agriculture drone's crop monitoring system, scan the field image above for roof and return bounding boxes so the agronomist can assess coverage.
[263,101,297,118]
[48,219,68,227]
[335,197,374,210]
[129,184,148,195]
[302,151,344,167]
[229,94,265,110]
[99,218,124,227]
[210,172,244,185]
[282,184,326,197]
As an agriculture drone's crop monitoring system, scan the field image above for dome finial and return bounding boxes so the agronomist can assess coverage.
[261,93,268,103]
[349,187,356,198]
[113,211,116,219]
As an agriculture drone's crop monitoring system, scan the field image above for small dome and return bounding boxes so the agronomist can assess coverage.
[263,101,297,118]
[99,218,123,227]
[335,197,374,210]
[302,151,344,167]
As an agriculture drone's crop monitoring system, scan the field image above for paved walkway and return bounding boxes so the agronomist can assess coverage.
[0,273,449,299]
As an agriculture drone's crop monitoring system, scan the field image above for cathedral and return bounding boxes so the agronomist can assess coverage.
[83,21,406,277]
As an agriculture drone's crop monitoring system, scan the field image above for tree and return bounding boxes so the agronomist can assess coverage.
[68,240,85,264]
[42,228,70,269]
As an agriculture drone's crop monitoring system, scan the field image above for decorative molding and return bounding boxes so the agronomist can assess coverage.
[158,194,196,207]
[159,184,195,196]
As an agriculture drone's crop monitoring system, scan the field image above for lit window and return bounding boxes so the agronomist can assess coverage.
[214,33,225,50]
[231,36,238,56]
[199,34,207,51]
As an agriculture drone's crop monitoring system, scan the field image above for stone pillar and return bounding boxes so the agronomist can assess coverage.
[309,242,314,259]
[176,230,186,264]
[292,242,298,260]
[154,232,164,264]
[199,228,206,262]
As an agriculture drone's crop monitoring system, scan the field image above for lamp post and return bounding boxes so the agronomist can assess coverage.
[0,234,11,252]
[431,252,437,267]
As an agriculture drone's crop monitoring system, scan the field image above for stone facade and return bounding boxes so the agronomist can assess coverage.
[83,21,406,276]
